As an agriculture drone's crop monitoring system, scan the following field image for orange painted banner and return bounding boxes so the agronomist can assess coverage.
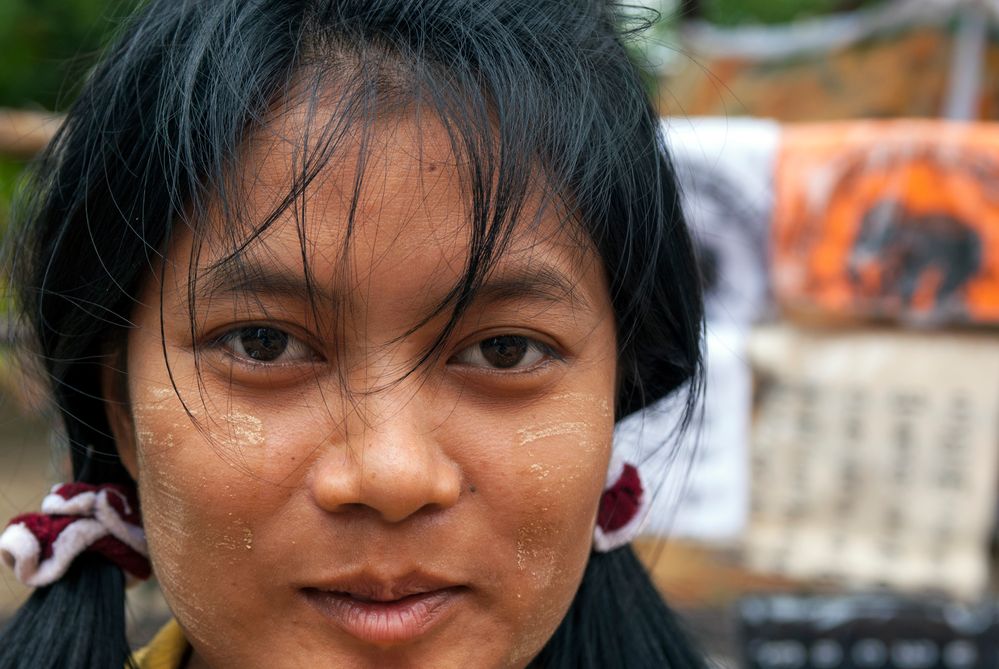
[772,121,999,325]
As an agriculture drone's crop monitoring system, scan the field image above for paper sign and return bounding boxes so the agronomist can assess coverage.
[616,325,751,542]
[746,325,999,599]
[664,117,780,326]
[772,121,999,325]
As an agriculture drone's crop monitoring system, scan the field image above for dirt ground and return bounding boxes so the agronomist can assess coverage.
[0,393,52,617]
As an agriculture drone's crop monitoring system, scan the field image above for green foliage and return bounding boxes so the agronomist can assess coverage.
[0,157,27,322]
[701,0,884,26]
[0,0,141,111]
[0,158,24,215]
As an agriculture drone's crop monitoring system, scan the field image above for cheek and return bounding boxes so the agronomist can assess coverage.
[129,389,297,651]
[464,400,613,665]
[514,418,607,570]
[130,404,241,637]
[130,391,303,561]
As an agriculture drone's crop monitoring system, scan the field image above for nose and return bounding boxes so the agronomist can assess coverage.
[308,394,463,523]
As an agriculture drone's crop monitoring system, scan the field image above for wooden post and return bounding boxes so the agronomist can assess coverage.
[0,109,62,159]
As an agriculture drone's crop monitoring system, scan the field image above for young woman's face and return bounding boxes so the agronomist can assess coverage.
[111,109,618,668]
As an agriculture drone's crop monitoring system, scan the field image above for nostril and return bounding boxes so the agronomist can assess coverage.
[333,502,371,515]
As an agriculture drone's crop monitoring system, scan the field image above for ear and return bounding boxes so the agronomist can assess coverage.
[101,347,140,481]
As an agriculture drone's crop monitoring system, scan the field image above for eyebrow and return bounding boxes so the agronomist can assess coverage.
[196,253,590,313]
[474,264,590,313]
[197,254,340,306]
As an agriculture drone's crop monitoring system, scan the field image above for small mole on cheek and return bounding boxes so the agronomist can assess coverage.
[469,484,477,494]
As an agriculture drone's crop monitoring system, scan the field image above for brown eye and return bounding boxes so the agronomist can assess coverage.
[238,327,288,361]
[479,336,529,368]
[449,334,554,371]
[217,326,316,364]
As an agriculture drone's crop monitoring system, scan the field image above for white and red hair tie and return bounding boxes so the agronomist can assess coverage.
[0,482,150,587]
[593,452,650,552]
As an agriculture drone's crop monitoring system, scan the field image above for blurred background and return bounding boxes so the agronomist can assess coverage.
[2,1,999,667]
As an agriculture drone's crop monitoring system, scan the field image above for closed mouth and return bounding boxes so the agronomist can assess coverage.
[301,584,467,645]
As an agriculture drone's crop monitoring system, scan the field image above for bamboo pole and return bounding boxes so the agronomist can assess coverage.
[0,108,62,159]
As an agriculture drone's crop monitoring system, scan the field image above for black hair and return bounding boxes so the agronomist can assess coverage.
[0,1,705,667]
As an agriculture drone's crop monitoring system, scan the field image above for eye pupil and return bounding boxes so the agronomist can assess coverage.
[480,336,528,368]
[240,327,289,361]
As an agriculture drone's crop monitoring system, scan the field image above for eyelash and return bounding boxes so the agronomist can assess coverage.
[212,325,320,366]
[447,334,563,373]
[209,326,563,374]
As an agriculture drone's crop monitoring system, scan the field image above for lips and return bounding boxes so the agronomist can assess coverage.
[301,574,467,645]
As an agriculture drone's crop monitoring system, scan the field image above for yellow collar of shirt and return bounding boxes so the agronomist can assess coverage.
[131,619,190,669]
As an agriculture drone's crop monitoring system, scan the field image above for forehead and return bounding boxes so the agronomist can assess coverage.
[181,103,603,316]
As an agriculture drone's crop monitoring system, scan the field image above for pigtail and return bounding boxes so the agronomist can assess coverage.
[0,438,137,669]
[533,546,707,669]
[0,555,133,669]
